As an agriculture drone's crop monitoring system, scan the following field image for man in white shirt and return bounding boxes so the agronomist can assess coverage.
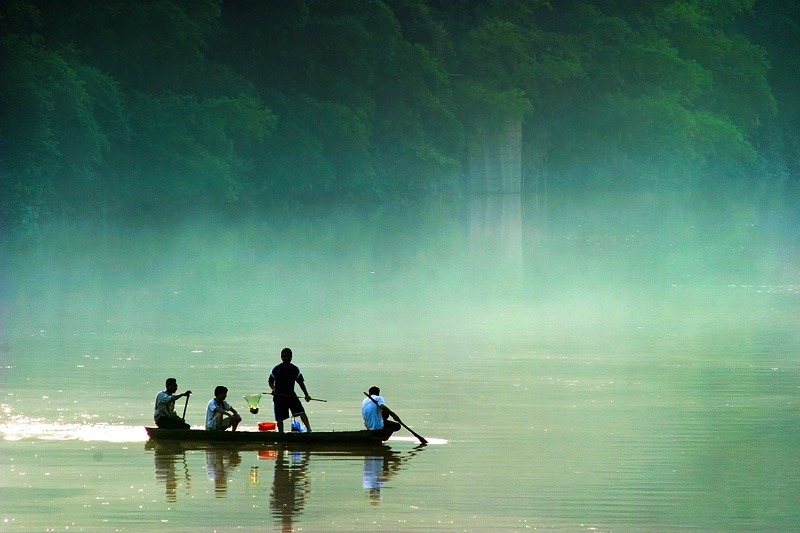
[206,386,241,431]
[153,378,191,429]
[362,386,401,431]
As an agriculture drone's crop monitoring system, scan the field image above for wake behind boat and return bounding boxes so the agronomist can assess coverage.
[145,426,394,445]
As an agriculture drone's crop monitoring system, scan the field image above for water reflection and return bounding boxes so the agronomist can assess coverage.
[148,441,244,499]
[205,448,242,497]
[150,441,191,502]
[362,450,400,503]
[146,441,425,524]
[363,444,426,504]
[270,449,310,532]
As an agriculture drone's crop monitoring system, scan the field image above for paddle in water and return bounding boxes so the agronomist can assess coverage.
[364,391,427,444]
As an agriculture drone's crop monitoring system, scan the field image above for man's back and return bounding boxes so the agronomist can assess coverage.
[362,395,385,430]
[270,363,301,394]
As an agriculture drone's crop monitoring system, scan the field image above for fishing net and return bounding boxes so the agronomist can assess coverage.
[243,394,262,415]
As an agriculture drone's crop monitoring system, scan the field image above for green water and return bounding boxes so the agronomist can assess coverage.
[1,283,798,531]
[2,214,799,531]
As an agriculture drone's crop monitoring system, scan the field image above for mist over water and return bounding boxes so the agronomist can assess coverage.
[3,192,795,338]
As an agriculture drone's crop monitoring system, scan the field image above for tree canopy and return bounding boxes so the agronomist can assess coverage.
[0,0,795,229]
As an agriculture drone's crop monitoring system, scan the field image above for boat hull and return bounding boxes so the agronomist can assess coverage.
[144,426,394,445]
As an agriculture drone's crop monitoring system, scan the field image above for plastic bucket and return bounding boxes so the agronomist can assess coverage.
[258,421,277,431]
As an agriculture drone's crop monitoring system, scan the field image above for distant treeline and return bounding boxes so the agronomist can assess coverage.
[1,0,797,228]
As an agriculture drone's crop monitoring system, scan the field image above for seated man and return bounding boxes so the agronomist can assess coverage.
[362,386,402,432]
[205,386,242,431]
[153,377,191,429]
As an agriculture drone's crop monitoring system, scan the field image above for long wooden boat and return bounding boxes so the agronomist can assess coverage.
[144,426,394,445]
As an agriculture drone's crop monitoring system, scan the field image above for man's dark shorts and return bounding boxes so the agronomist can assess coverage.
[384,420,401,432]
[273,396,305,421]
[155,416,190,430]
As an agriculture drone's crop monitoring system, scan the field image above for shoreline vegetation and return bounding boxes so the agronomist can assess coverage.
[1,1,798,232]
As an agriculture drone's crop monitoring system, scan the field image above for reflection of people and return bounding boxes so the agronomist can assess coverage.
[205,449,241,497]
[362,386,402,431]
[268,348,312,433]
[153,378,192,429]
[149,442,191,503]
[271,449,310,532]
[362,455,385,503]
[152,446,179,502]
[362,449,402,504]
[205,386,242,431]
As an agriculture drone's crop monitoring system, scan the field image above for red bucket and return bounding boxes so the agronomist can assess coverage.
[258,421,277,431]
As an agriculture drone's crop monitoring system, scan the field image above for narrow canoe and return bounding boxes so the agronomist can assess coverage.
[144,426,394,445]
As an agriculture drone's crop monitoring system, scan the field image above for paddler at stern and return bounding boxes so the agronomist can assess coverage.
[362,386,401,431]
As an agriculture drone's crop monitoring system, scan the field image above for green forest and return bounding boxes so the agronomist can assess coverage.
[1,0,798,230]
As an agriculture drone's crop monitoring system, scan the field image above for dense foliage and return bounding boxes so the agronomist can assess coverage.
[1,0,796,228]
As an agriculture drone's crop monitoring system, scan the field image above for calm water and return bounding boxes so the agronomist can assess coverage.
[1,278,799,531]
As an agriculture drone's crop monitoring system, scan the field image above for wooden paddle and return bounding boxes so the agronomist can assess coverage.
[364,392,427,444]
[181,394,190,420]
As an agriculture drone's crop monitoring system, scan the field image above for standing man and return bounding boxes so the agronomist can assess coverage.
[268,347,313,433]
[362,386,401,432]
[205,385,242,431]
[153,378,192,429]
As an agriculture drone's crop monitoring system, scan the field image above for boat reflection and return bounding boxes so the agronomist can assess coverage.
[146,440,425,528]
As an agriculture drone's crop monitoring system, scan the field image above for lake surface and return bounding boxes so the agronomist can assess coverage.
[2,282,798,532]
[1,216,799,532]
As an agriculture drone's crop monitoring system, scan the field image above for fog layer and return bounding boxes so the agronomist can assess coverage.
[3,194,796,352]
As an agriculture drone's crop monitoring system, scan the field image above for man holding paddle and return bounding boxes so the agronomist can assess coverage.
[363,387,427,444]
[153,377,191,429]
[268,347,313,433]
[362,386,401,432]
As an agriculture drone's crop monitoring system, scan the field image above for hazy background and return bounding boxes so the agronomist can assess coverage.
[3,191,796,348]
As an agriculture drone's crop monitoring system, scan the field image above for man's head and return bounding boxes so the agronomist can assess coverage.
[165,378,178,393]
[214,385,228,398]
[368,385,380,396]
[281,347,293,364]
